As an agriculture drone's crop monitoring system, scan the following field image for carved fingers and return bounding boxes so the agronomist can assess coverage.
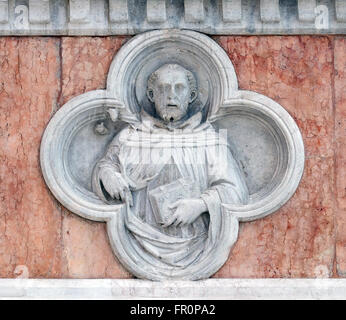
[100,169,133,206]
[123,187,134,207]
[162,199,204,228]
[170,200,187,227]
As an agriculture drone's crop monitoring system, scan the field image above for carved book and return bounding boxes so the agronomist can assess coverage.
[148,178,201,224]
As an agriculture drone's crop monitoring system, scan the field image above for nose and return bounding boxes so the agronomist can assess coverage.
[167,86,176,101]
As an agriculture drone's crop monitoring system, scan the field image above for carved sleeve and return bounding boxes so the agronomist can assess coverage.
[91,130,124,202]
[203,146,249,206]
[96,134,122,174]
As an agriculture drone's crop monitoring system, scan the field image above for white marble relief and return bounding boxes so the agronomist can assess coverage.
[40,29,304,280]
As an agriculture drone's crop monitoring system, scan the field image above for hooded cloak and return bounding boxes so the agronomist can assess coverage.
[92,110,248,275]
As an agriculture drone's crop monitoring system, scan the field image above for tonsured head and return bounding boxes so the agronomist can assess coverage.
[146,64,197,123]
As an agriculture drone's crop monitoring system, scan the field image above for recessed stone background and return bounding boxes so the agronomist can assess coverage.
[0,35,345,278]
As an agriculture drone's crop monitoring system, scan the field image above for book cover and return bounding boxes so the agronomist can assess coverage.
[148,178,201,225]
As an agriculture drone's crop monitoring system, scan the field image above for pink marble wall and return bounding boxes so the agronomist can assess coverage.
[334,37,346,277]
[0,38,62,278]
[0,35,344,278]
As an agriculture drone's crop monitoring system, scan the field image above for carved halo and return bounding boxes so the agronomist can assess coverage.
[40,29,304,280]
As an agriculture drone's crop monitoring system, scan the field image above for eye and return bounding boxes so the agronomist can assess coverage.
[158,85,164,93]
[175,83,185,94]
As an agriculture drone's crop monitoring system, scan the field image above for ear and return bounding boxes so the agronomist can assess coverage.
[147,89,154,102]
[189,90,197,103]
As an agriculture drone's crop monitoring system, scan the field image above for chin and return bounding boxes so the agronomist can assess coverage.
[160,108,186,123]
[162,113,183,122]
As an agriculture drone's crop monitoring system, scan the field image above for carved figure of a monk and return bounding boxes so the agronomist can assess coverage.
[92,64,248,274]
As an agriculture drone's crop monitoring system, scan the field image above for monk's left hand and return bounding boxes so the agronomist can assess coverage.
[163,198,207,228]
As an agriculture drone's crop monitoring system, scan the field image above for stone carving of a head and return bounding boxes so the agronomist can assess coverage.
[146,64,198,122]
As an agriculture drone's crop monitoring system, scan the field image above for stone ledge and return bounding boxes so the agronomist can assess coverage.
[0,279,346,299]
[0,0,344,35]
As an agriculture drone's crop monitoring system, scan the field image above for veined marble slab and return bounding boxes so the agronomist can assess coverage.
[0,279,346,299]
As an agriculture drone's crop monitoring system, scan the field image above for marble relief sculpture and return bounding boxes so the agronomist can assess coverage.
[92,64,249,271]
[40,30,304,280]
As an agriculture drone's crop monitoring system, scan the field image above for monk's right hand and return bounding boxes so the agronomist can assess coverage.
[99,168,133,206]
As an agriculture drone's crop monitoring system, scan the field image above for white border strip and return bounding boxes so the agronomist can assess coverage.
[0,279,346,300]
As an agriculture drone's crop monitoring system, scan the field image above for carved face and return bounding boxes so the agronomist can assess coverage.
[147,64,197,123]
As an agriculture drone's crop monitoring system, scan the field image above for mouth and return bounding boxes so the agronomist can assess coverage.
[167,104,178,108]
